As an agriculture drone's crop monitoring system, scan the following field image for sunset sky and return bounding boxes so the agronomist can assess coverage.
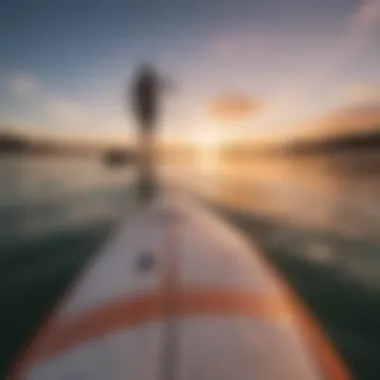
[1,0,380,144]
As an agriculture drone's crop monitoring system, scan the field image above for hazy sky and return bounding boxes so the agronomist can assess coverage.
[1,0,380,143]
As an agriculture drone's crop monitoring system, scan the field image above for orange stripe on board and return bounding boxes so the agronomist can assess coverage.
[265,265,351,380]
[282,286,350,380]
[9,288,287,380]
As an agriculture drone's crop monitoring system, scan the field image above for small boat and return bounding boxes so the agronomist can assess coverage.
[7,192,349,380]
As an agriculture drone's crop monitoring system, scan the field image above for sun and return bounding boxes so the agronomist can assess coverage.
[194,130,224,149]
[193,131,222,173]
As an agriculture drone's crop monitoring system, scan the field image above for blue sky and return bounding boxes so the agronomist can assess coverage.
[1,0,380,143]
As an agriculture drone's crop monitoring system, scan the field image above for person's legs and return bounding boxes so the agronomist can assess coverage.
[136,123,157,200]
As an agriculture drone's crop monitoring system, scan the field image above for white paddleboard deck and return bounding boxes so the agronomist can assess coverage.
[9,193,348,380]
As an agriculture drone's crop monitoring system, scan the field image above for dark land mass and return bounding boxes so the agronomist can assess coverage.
[220,129,380,160]
[0,131,136,164]
[285,129,380,155]
[282,129,380,176]
[219,128,380,175]
[2,127,380,174]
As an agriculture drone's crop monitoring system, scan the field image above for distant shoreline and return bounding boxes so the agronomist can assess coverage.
[0,132,135,160]
[1,128,380,175]
[284,129,380,156]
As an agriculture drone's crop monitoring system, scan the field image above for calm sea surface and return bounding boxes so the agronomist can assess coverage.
[0,155,379,379]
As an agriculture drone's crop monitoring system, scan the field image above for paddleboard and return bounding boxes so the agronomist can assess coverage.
[7,193,349,380]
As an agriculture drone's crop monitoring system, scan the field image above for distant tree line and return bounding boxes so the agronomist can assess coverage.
[0,133,32,152]
[285,129,380,156]
[0,131,135,159]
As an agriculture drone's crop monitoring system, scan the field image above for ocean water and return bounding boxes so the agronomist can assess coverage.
[0,155,379,379]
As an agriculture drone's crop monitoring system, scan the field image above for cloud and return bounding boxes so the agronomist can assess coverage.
[8,72,40,97]
[322,0,380,62]
[5,71,103,130]
[208,1,380,136]
[267,0,380,135]
[353,0,380,30]
[45,97,92,128]
[292,102,380,141]
[342,83,380,104]
[211,31,269,61]
[336,0,380,62]
[298,0,380,94]
[330,0,380,66]
[209,93,266,122]
[323,103,380,132]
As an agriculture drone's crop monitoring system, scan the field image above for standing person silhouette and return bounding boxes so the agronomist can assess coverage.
[131,63,165,200]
